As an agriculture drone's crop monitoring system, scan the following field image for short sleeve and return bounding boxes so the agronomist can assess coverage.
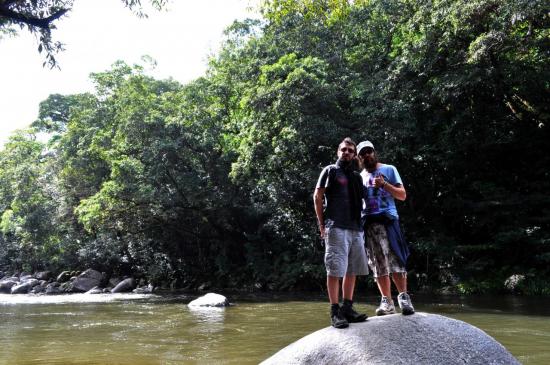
[316,166,331,189]
[387,165,403,186]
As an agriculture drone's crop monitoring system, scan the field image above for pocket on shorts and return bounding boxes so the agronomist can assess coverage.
[323,226,331,241]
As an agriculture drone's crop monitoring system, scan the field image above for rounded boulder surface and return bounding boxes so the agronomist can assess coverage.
[261,312,519,365]
[0,279,18,293]
[188,293,229,307]
[56,271,72,283]
[10,281,34,294]
[35,271,52,281]
[71,269,103,292]
[110,278,136,293]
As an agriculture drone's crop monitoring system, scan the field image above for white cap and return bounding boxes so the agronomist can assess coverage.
[357,140,375,153]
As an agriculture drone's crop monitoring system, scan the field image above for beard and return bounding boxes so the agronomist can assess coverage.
[363,156,378,170]
[336,158,360,172]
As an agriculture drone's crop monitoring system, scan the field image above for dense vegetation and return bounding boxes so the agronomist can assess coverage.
[1,0,548,295]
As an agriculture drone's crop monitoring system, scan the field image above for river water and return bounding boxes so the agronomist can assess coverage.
[0,293,548,364]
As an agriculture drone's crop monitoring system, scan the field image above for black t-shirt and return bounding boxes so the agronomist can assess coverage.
[316,164,362,231]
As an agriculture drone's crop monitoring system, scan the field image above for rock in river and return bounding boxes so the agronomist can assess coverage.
[111,278,136,293]
[45,282,61,295]
[71,269,103,292]
[10,281,36,294]
[261,312,520,365]
[0,279,18,293]
[133,283,154,294]
[35,271,53,280]
[56,271,72,283]
[86,286,104,294]
[188,293,230,307]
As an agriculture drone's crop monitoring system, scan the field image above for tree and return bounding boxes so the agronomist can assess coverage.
[1,0,548,294]
[0,0,168,68]
[0,130,60,272]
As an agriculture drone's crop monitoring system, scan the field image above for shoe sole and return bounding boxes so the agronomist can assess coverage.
[332,322,349,329]
[375,309,396,316]
[346,314,368,323]
[401,308,415,315]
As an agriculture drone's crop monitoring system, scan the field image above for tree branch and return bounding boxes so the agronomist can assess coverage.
[0,5,69,30]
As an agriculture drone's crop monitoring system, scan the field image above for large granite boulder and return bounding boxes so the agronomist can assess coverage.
[11,281,36,294]
[133,283,154,294]
[108,277,122,288]
[111,278,136,293]
[188,293,230,307]
[56,271,72,283]
[45,282,61,295]
[71,269,103,292]
[25,278,39,287]
[85,286,104,294]
[31,282,47,294]
[19,274,34,282]
[0,279,18,293]
[35,271,52,281]
[261,312,520,365]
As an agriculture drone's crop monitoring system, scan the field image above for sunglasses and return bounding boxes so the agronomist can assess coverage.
[359,148,375,156]
[340,147,356,154]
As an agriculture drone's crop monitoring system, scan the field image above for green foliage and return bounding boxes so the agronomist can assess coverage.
[0,129,61,271]
[1,0,548,293]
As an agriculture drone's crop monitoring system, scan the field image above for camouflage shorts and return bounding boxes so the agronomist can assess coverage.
[365,223,406,277]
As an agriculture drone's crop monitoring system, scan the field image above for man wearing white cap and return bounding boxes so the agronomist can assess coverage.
[357,140,414,315]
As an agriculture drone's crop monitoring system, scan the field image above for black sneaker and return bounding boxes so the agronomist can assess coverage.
[330,309,349,329]
[340,303,368,323]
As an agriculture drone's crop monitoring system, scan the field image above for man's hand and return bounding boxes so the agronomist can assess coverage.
[373,173,386,188]
[373,173,407,201]
[319,225,326,239]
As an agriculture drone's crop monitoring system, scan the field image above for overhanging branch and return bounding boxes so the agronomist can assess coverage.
[0,5,69,30]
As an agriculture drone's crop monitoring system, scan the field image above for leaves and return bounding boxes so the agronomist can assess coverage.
[1,0,549,291]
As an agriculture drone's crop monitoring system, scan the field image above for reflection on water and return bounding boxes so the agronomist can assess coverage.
[188,306,226,339]
[0,293,155,305]
[188,306,226,323]
[0,293,549,364]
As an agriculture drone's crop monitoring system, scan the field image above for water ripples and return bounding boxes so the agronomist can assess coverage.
[0,295,548,364]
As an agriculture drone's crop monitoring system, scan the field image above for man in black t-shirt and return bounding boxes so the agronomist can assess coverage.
[313,137,369,328]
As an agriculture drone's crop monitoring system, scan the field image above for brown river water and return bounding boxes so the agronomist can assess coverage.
[0,293,548,364]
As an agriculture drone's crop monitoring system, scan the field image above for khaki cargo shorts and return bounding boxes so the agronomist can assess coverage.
[324,227,369,277]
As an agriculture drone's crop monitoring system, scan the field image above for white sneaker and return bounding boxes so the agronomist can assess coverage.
[375,296,396,316]
[397,292,415,315]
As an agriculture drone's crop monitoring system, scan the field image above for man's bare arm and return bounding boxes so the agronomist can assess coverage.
[373,175,406,201]
[313,187,326,238]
